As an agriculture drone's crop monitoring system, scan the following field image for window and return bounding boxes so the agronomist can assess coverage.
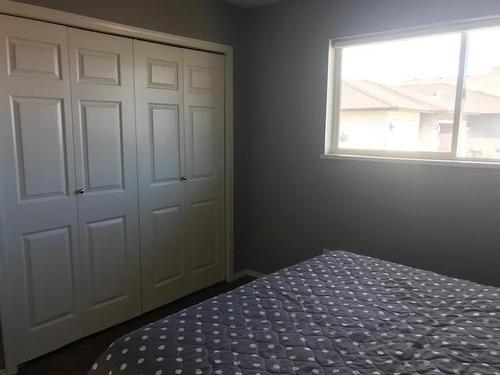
[325,23,500,164]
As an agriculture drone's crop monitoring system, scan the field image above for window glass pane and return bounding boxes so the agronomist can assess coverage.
[458,28,500,159]
[338,33,462,152]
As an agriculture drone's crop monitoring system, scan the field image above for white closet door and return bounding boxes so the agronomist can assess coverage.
[183,49,226,291]
[0,15,83,363]
[134,40,190,312]
[67,28,141,334]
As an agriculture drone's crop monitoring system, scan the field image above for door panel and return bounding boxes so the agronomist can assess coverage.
[0,15,82,364]
[188,65,215,94]
[152,206,183,285]
[190,106,216,178]
[23,227,76,327]
[80,100,124,190]
[76,49,120,85]
[7,37,61,79]
[87,217,127,306]
[68,28,141,334]
[150,104,181,183]
[191,200,218,271]
[183,49,226,291]
[134,40,189,312]
[135,42,226,309]
[12,96,68,199]
[148,59,179,89]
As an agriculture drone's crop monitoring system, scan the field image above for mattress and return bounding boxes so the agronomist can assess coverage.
[89,250,500,374]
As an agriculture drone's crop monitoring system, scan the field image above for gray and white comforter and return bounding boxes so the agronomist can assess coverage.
[89,250,500,374]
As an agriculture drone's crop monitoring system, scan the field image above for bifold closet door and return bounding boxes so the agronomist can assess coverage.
[183,49,226,291]
[67,28,141,334]
[0,16,83,364]
[134,41,189,312]
[134,40,225,312]
[0,14,225,367]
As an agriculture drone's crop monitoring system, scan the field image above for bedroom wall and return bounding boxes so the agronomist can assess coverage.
[237,0,500,287]
[14,0,242,45]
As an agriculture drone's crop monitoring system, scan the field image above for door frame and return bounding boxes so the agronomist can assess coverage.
[0,1,234,373]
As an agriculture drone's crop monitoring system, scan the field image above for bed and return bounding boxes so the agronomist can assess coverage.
[89,250,500,374]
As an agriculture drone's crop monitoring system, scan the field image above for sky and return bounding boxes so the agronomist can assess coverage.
[341,28,500,84]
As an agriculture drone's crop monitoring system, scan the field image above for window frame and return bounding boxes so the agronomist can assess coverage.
[324,17,500,166]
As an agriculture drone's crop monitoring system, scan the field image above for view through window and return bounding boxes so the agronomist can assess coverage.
[329,26,500,161]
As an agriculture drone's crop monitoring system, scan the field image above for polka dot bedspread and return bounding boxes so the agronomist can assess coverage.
[89,250,500,374]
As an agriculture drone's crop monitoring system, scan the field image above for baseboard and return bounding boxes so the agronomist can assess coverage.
[233,251,335,281]
[232,268,266,280]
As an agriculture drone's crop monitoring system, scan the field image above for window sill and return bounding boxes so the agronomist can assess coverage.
[320,153,500,169]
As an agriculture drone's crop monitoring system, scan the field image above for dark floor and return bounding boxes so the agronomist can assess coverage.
[16,276,255,375]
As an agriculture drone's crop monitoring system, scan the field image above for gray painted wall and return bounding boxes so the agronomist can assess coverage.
[236,0,500,286]
[15,0,242,45]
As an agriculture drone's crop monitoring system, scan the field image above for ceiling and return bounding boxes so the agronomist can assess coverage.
[224,0,286,8]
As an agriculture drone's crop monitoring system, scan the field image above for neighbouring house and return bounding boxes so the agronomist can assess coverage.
[340,74,500,158]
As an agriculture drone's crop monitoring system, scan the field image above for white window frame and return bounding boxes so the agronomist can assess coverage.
[324,16,500,167]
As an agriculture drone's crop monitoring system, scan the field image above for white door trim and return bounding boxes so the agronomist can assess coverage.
[0,1,235,373]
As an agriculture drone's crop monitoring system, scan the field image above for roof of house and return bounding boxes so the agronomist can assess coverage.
[341,80,500,115]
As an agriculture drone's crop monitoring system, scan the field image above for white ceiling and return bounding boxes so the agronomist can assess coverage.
[224,0,286,8]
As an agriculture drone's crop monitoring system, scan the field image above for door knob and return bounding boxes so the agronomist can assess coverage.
[76,188,86,194]
[181,176,187,181]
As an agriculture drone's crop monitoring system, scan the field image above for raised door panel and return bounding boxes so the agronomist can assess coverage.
[183,49,225,291]
[12,96,68,200]
[190,107,215,179]
[7,37,61,79]
[134,40,191,312]
[191,201,217,271]
[150,104,181,184]
[23,227,76,328]
[68,28,140,335]
[152,207,183,285]
[80,101,124,191]
[188,66,214,94]
[148,59,178,89]
[0,15,82,368]
[87,218,127,307]
[77,49,120,85]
